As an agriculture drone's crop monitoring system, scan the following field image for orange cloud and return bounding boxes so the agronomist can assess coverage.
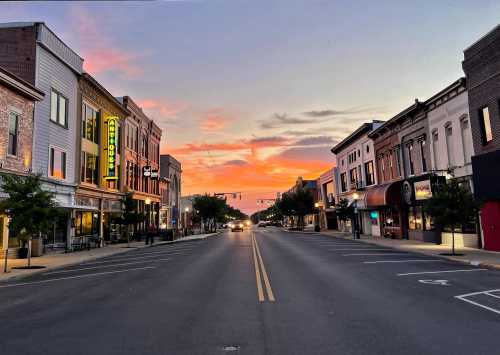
[136,98,187,121]
[199,108,232,132]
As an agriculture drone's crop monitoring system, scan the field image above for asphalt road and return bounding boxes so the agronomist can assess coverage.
[0,228,499,355]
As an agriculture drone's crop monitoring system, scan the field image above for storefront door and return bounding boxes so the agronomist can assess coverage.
[481,201,500,251]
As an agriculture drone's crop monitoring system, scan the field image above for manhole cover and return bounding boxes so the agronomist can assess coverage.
[222,345,240,352]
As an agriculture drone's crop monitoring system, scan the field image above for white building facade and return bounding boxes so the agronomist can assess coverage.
[427,78,478,247]
[332,121,383,236]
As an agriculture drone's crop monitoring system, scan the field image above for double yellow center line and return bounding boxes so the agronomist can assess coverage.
[251,232,275,302]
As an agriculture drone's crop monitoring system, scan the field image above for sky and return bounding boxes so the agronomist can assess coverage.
[2,0,500,214]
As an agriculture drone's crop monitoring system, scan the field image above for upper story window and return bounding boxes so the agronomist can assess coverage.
[8,112,18,156]
[407,143,415,176]
[82,103,99,144]
[388,151,394,179]
[366,144,370,154]
[461,116,472,164]
[49,147,66,180]
[445,124,454,167]
[340,172,347,192]
[419,137,427,172]
[479,106,493,144]
[80,151,98,185]
[349,167,358,187]
[432,129,439,169]
[365,161,374,186]
[50,90,68,128]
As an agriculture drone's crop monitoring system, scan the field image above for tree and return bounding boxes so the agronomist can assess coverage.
[117,192,144,246]
[193,195,227,232]
[424,180,480,256]
[335,198,354,224]
[291,187,315,229]
[0,173,59,268]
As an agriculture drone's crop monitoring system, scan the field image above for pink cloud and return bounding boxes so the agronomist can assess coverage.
[69,6,143,78]
[136,98,188,120]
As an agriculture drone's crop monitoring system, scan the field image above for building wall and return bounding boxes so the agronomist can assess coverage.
[428,87,473,179]
[0,24,37,84]
[0,83,34,172]
[33,44,79,184]
[463,25,500,154]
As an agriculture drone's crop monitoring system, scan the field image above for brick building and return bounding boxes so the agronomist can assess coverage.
[118,96,162,232]
[463,24,500,251]
[0,65,44,251]
[159,154,182,231]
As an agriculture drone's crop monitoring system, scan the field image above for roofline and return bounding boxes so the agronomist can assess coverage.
[331,120,384,154]
[81,73,130,116]
[368,101,422,138]
[423,77,466,107]
[0,65,44,101]
[463,24,500,53]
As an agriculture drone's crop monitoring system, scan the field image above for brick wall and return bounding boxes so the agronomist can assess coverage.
[0,26,36,84]
[0,83,34,173]
[463,25,500,154]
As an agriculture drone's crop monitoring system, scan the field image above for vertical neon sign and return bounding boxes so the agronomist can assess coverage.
[106,116,118,180]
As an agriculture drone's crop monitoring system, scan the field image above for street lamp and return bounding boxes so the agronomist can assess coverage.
[352,193,360,239]
[145,198,151,230]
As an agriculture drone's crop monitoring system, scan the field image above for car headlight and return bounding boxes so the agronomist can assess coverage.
[228,223,234,228]
[245,221,251,226]
[239,224,243,228]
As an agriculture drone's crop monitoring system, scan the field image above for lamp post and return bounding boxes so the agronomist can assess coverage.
[145,198,151,231]
[184,207,190,236]
[352,193,360,239]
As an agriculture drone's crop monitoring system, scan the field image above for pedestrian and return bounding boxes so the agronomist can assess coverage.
[146,225,155,245]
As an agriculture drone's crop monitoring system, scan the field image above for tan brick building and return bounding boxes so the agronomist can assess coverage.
[0,65,44,251]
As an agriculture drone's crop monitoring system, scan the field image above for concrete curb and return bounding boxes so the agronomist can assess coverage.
[319,232,500,271]
[0,232,221,283]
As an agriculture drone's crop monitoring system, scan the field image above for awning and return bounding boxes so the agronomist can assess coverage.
[365,181,402,208]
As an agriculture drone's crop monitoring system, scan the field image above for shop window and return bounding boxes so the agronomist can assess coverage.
[50,89,68,128]
[479,106,493,144]
[408,207,416,230]
[8,112,18,156]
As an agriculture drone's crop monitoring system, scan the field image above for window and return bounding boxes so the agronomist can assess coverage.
[340,172,347,192]
[445,124,454,167]
[366,144,370,153]
[81,152,98,185]
[49,147,66,180]
[82,103,99,144]
[8,112,18,156]
[419,138,427,172]
[50,90,68,127]
[461,117,472,164]
[395,147,402,177]
[380,155,385,181]
[479,106,493,144]
[389,151,394,179]
[432,130,439,169]
[407,143,414,176]
[349,167,358,187]
[365,161,375,186]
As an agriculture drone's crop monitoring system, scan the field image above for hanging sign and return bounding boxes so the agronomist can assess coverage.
[105,117,118,180]
[414,180,432,200]
[150,169,159,179]
[143,166,151,177]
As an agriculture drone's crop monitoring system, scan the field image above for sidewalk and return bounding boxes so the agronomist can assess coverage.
[0,232,220,283]
[320,230,500,270]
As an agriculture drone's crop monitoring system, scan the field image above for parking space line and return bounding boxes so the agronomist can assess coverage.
[485,292,500,299]
[455,289,500,315]
[397,269,487,276]
[83,251,186,265]
[0,266,157,289]
[364,259,441,264]
[45,258,171,275]
[342,253,409,256]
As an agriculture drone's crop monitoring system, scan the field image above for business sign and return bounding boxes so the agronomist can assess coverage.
[143,166,151,177]
[370,211,379,219]
[151,169,159,179]
[105,117,118,180]
[414,180,432,200]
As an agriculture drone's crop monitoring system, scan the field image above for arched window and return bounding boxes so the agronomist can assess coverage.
[444,122,454,167]
[460,115,472,164]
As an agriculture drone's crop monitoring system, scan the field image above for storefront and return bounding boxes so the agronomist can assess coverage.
[365,181,403,239]
[401,175,444,242]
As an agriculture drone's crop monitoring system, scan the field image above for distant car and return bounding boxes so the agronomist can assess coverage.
[258,221,267,227]
[229,220,245,232]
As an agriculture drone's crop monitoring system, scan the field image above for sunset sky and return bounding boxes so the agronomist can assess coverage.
[2,1,500,214]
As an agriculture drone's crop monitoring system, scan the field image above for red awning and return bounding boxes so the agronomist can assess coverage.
[365,181,402,207]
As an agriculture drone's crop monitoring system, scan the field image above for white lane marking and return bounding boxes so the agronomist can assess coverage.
[82,251,185,266]
[418,279,450,286]
[364,259,442,264]
[397,269,488,276]
[108,247,195,258]
[45,258,170,275]
[343,253,409,256]
[455,289,500,315]
[0,266,157,289]
[328,248,394,251]
[485,292,500,300]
